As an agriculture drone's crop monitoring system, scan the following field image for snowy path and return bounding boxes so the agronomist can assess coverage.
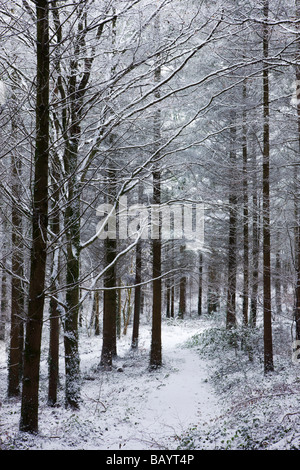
[95,320,220,450]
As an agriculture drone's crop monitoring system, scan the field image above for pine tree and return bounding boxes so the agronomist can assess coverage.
[20,0,50,433]
[262,0,274,373]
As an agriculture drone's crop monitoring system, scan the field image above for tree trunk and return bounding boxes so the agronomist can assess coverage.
[294,164,300,339]
[294,0,300,340]
[178,276,186,319]
[0,219,8,341]
[0,260,7,341]
[150,12,162,370]
[48,291,60,406]
[132,183,143,348]
[117,284,121,339]
[250,145,259,328]
[295,185,300,339]
[208,263,218,314]
[198,252,203,316]
[100,236,117,368]
[8,147,24,397]
[47,158,61,406]
[242,80,249,326]
[150,169,162,368]
[226,117,237,329]
[64,134,81,408]
[275,247,282,316]
[170,240,175,318]
[178,245,186,319]
[166,279,171,318]
[262,0,274,373]
[20,0,49,433]
[99,141,118,367]
[94,291,100,336]
[131,238,142,348]
[62,26,85,408]
[64,182,81,408]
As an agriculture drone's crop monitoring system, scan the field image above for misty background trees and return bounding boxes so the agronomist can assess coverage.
[1,0,300,434]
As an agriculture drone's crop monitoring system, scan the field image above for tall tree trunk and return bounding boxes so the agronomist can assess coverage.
[0,218,9,342]
[226,117,237,329]
[170,240,175,318]
[242,80,249,326]
[178,244,186,318]
[64,155,81,408]
[48,290,60,406]
[8,144,24,397]
[178,276,186,319]
[150,12,162,370]
[62,8,91,405]
[100,155,118,367]
[94,291,100,336]
[100,12,119,366]
[63,105,81,408]
[131,237,142,348]
[294,179,300,339]
[170,283,175,318]
[100,233,117,368]
[47,157,61,407]
[178,246,186,319]
[294,164,300,339]
[262,0,274,373]
[0,250,7,341]
[294,0,300,340]
[250,145,259,327]
[208,263,218,314]
[116,282,122,339]
[20,0,49,432]
[150,168,162,368]
[131,183,143,348]
[166,278,171,318]
[275,247,282,316]
[198,252,203,316]
[0,217,8,342]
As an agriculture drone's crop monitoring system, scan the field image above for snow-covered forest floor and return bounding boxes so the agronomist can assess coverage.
[1,312,300,450]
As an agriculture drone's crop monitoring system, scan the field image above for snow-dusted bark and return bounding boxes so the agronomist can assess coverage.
[20,0,50,433]
[262,0,274,374]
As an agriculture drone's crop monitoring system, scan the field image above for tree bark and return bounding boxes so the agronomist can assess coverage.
[64,178,81,407]
[63,118,81,408]
[131,237,142,348]
[178,245,186,319]
[275,247,282,316]
[0,219,8,342]
[94,291,100,336]
[226,117,237,329]
[262,0,274,373]
[294,0,300,340]
[20,0,49,433]
[8,145,24,397]
[47,157,61,407]
[242,80,249,326]
[198,252,203,316]
[150,11,162,370]
[250,143,259,328]
[100,235,117,368]
[150,170,162,368]
[131,183,143,348]
[208,263,218,314]
[0,254,7,341]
